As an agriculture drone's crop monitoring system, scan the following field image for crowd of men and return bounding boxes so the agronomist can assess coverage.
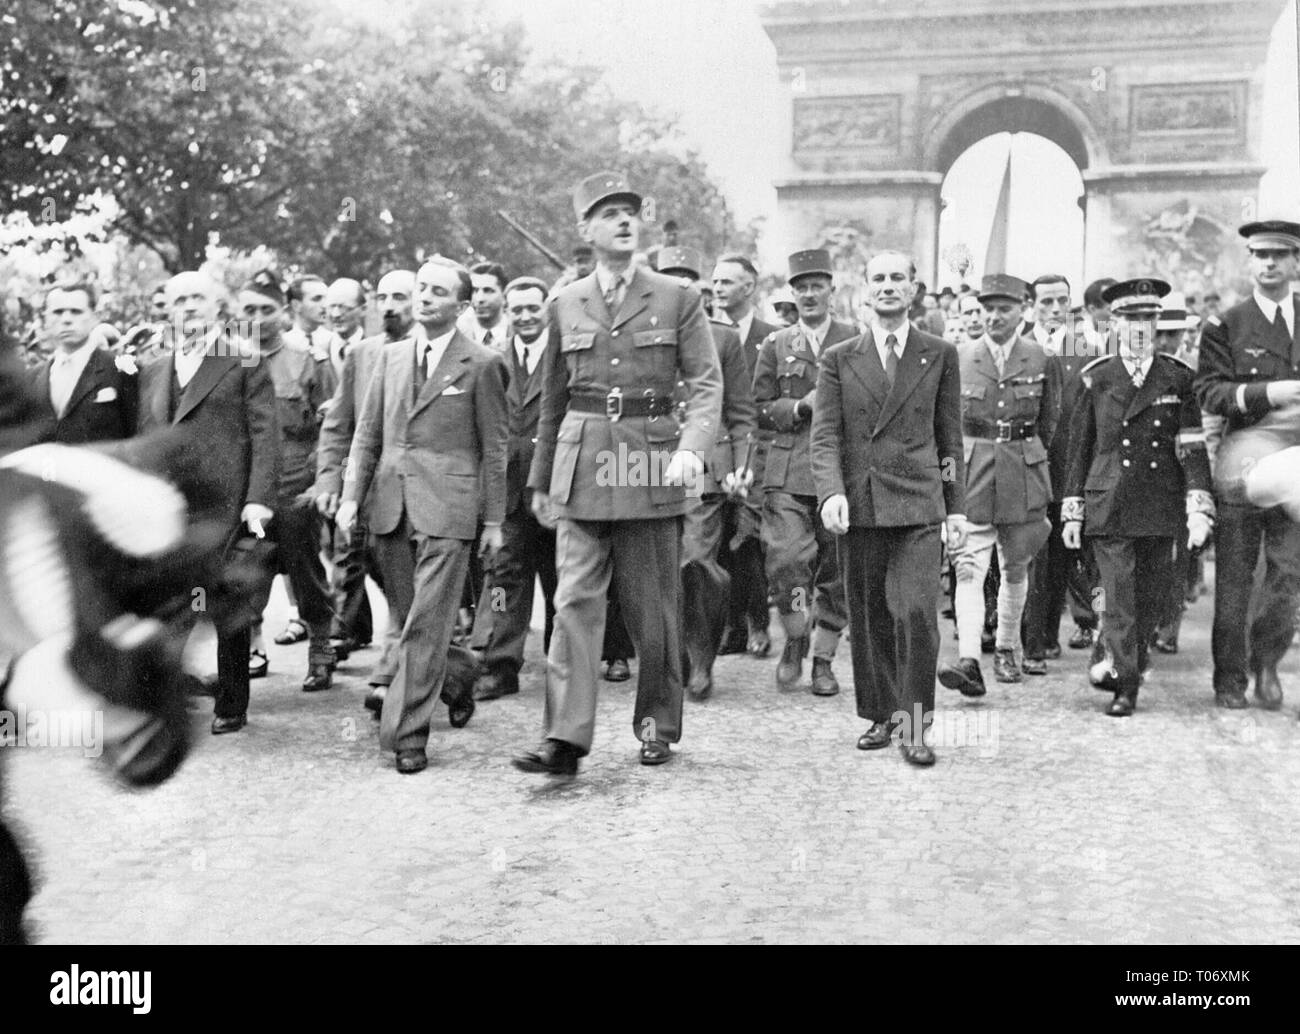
[8,167,1300,781]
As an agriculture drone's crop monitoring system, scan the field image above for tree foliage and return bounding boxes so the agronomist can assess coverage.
[1,0,735,281]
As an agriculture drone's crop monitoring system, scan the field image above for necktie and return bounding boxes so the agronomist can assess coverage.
[50,354,75,417]
[414,342,428,392]
[604,275,624,315]
[483,328,494,349]
[884,334,899,388]
[992,344,1005,378]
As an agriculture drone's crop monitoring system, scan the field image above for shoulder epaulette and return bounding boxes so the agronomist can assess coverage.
[1156,351,1194,371]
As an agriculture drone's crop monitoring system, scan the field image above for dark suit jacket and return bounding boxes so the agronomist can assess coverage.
[811,326,965,527]
[504,337,548,516]
[30,346,138,444]
[753,319,857,496]
[1195,295,1300,435]
[700,320,757,494]
[344,329,508,540]
[739,315,779,379]
[136,341,279,529]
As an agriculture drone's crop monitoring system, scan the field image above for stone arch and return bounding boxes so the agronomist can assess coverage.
[922,83,1107,176]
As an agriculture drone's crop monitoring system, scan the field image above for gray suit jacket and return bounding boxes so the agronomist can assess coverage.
[343,329,508,541]
[315,332,393,514]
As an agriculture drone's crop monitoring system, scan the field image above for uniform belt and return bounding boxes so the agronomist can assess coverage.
[963,419,1037,442]
[568,389,674,421]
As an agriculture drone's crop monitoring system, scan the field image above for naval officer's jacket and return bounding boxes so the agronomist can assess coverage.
[1064,352,1213,538]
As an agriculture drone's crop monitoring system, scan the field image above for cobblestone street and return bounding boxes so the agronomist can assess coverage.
[6,565,1300,944]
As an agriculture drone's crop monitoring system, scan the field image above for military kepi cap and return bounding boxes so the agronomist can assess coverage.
[786,249,833,284]
[1102,277,1170,317]
[1239,219,1300,252]
[572,171,642,221]
[242,269,284,306]
[655,246,702,279]
[977,273,1029,304]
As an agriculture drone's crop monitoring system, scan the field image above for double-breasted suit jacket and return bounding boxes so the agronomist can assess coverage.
[1065,352,1211,538]
[753,319,857,498]
[810,329,966,527]
[30,346,139,445]
[527,265,722,521]
[343,330,508,541]
[957,336,1057,525]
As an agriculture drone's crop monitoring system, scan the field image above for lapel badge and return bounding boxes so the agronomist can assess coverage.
[785,355,796,363]
[650,316,658,327]
[920,357,927,365]
[1245,348,1266,357]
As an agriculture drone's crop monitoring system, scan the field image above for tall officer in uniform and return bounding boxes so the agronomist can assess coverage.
[711,254,779,656]
[752,249,854,695]
[514,172,722,775]
[811,250,966,766]
[1195,219,1300,711]
[1063,278,1214,716]
[655,246,757,700]
[938,274,1057,696]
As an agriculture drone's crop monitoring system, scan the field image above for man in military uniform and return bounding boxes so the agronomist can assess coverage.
[655,246,756,700]
[938,274,1057,696]
[1195,219,1300,711]
[753,249,854,695]
[238,271,338,693]
[513,172,722,775]
[1063,279,1214,716]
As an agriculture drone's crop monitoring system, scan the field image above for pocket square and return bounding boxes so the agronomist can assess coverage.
[94,387,118,403]
[441,385,466,396]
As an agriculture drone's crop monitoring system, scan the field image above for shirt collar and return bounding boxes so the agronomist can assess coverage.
[1255,290,1296,334]
[869,320,910,353]
[415,322,456,355]
[800,318,833,348]
[515,333,545,355]
[595,263,633,296]
[53,337,96,367]
[737,311,754,343]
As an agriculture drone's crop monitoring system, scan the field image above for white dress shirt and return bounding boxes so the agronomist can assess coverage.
[415,324,456,378]
[1254,289,1296,337]
[48,339,97,417]
[514,334,546,376]
[1033,323,1064,356]
[869,320,911,368]
[799,318,833,357]
[173,326,220,389]
[458,309,509,348]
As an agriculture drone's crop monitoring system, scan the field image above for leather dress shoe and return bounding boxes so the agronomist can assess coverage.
[1106,693,1136,717]
[512,738,579,776]
[639,739,673,765]
[473,670,519,701]
[211,714,246,735]
[396,749,427,774]
[856,721,893,751]
[686,667,713,701]
[604,658,631,682]
[939,657,987,697]
[1021,655,1048,676]
[775,635,808,690]
[301,663,334,692]
[1068,625,1094,649]
[810,658,839,696]
[1254,665,1284,711]
[446,690,475,729]
[900,743,936,767]
[363,685,385,715]
[747,624,772,657]
[1044,643,1062,660]
[992,648,1021,684]
[1215,690,1249,710]
[718,631,749,656]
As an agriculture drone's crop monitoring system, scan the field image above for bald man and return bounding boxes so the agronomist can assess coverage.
[315,270,415,707]
[136,271,279,734]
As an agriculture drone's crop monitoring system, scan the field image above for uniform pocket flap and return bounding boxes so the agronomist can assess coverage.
[557,419,584,444]
[633,329,678,348]
[1023,437,1048,464]
[961,385,986,400]
[1013,383,1044,399]
[561,332,596,353]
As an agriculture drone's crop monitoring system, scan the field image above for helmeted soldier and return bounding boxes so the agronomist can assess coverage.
[1062,278,1214,717]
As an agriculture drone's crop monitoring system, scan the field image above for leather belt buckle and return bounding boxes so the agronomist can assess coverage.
[606,387,623,422]
[995,420,1014,443]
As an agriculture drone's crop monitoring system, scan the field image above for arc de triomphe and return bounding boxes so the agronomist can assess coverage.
[761,0,1286,294]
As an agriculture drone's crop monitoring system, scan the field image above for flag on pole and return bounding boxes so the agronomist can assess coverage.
[984,137,1013,274]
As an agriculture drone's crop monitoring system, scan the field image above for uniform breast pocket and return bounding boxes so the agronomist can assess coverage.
[1013,379,1044,417]
[561,332,596,379]
[960,384,986,415]
[633,328,678,379]
[1234,351,1279,379]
